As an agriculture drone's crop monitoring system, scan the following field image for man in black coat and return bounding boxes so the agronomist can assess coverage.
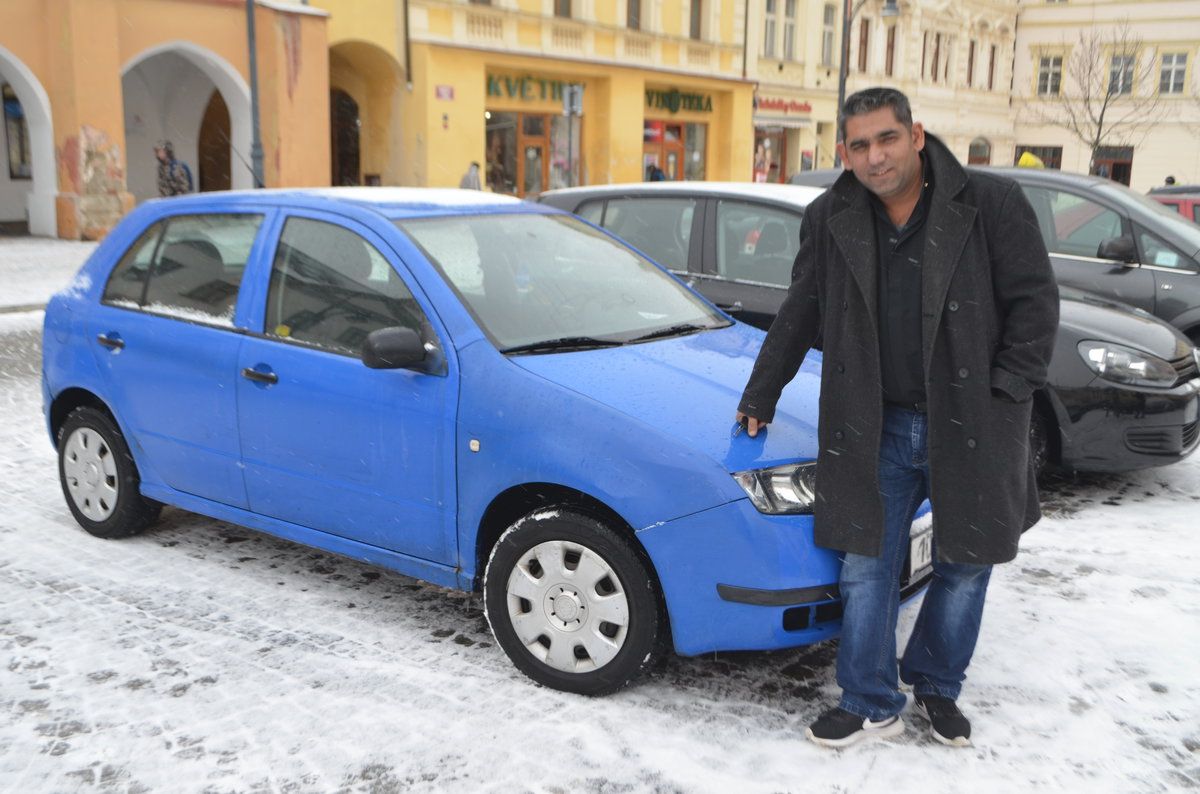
[736,88,1058,748]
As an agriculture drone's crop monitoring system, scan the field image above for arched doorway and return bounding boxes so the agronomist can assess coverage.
[0,44,56,236]
[122,43,251,202]
[198,90,231,192]
[328,41,404,187]
[330,89,361,186]
[968,137,992,165]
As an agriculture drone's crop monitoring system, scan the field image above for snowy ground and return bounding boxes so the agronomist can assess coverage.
[1,240,1198,792]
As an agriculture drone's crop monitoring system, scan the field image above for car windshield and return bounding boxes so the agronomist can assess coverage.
[1095,182,1200,253]
[397,212,728,352]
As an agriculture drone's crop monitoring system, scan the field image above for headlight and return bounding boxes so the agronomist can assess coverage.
[1077,340,1177,388]
[733,462,817,515]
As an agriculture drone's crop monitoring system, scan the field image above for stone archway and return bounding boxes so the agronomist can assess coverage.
[0,44,56,236]
[121,42,251,203]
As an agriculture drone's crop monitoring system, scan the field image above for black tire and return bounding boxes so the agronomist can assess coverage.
[57,407,161,539]
[483,509,665,696]
[1029,405,1051,480]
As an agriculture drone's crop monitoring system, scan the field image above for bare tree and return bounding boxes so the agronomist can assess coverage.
[1024,20,1165,174]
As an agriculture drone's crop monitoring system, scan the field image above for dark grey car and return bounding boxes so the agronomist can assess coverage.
[540,181,1200,474]
[790,167,1200,344]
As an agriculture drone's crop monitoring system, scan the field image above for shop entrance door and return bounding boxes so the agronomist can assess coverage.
[518,115,549,197]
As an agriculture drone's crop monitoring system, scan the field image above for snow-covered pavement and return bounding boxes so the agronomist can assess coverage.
[1,240,1198,792]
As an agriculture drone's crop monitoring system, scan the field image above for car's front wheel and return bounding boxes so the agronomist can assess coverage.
[483,509,664,696]
[57,407,161,539]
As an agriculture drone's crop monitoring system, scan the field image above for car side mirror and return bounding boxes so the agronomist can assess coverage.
[1096,236,1138,264]
[362,326,427,370]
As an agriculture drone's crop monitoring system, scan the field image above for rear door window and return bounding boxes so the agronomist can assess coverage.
[102,214,264,326]
[598,196,697,272]
[714,200,803,287]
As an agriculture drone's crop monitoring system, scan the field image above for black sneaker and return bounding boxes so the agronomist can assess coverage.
[805,707,905,748]
[913,695,972,747]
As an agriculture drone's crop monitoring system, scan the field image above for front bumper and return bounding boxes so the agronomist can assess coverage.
[636,498,932,656]
[1057,375,1200,472]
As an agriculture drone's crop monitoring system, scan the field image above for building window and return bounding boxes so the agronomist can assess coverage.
[943,35,953,82]
[468,0,491,4]
[1160,53,1187,94]
[1110,54,1135,95]
[1014,145,1063,170]
[763,0,777,58]
[921,32,928,78]
[988,44,997,90]
[555,0,571,19]
[690,0,702,40]
[968,137,991,165]
[2,84,31,180]
[1037,55,1063,95]
[967,40,976,86]
[821,4,836,67]
[886,26,896,76]
[857,18,870,73]
[627,0,640,30]
[931,33,941,82]
[783,0,796,61]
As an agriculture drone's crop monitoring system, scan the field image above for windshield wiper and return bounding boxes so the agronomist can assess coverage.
[625,322,725,343]
[500,336,625,355]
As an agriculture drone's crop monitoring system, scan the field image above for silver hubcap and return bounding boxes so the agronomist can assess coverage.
[506,540,630,673]
[62,428,119,522]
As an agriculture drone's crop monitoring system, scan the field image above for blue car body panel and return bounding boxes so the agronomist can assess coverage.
[41,189,928,659]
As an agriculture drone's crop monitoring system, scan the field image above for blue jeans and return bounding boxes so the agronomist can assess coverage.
[836,406,992,721]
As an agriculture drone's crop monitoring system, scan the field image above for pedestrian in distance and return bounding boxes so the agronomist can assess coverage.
[735,87,1059,749]
[154,140,192,197]
[459,161,483,190]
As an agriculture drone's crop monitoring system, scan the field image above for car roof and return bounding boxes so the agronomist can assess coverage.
[142,187,531,219]
[540,181,826,206]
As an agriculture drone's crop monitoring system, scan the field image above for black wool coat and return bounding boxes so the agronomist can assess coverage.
[738,133,1059,565]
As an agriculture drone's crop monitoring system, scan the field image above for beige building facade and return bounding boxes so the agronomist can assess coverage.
[1011,0,1200,192]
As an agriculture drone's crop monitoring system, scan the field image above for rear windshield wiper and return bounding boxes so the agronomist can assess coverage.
[500,336,625,355]
[625,322,725,343]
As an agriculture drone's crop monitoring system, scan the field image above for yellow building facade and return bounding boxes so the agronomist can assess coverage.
[317,0,756,196]
[0,0,331,239]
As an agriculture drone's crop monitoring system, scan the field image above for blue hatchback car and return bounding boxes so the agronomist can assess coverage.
[42,188,931,695]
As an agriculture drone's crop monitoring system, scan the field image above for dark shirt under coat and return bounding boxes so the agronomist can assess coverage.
[737,132,1059,566]
[872,155,932,409]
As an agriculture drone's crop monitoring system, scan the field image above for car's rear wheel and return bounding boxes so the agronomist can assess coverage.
[58,407,161,539]
[483,509,664,696]
[1029,405,1051,480]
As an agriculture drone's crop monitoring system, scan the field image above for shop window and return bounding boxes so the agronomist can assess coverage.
[486,110,580,198]
[2,84,31,180]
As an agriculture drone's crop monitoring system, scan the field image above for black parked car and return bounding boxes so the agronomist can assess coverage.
[790,167,1200,344]
[541,182,1200,474]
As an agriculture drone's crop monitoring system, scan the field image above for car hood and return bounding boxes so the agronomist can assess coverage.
[509,323,821,474]
[1059,287,1193,360]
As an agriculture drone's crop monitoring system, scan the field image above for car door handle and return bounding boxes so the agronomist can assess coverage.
[241,367,278,384]
[96,333,125,350]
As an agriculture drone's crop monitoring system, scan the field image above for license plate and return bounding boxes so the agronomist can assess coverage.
[909,527,933,579]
